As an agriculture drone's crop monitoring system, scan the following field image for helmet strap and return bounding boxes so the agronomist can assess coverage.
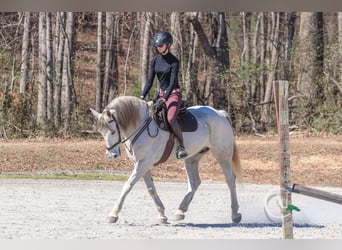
[159,44,170,55]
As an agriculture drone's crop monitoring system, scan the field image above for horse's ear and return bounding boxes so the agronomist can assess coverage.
[87,108,100,124]
[105,109,112,118]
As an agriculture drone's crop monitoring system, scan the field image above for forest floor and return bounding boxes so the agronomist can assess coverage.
[1,133,341,187]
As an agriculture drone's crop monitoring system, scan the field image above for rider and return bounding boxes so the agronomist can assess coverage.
[140,31,188,159]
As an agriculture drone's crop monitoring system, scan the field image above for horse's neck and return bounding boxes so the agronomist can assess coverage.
[122,103,149,137]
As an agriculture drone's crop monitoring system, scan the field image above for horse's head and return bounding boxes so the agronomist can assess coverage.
[88,108,121,159]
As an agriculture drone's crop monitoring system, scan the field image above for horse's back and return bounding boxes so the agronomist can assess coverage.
[187,105,234,145]
[188,105,231,126]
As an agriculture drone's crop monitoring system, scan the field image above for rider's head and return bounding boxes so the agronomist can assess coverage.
[152,31,173,55]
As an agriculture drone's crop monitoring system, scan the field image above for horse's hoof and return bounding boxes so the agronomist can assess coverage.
[174,213,185,221]
[108,216,118,223]
[232,213,242,223]
[157,216,168,224]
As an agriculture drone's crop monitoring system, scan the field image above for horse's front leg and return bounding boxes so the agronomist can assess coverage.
[143,170,168,224]
[108,162,149,223]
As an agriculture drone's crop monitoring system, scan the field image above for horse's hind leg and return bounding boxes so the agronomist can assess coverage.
[174,154,202,221]
[213,152,242,223]
[143,170,168,224]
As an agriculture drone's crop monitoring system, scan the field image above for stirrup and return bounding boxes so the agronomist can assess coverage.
[176,146,188,159]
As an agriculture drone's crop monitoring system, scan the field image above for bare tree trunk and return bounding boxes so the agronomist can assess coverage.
[46,12,53,122]
[61,12,75,132]
[240,12,251,104]
[37,12,47,126]
[285,12,297,80]
[123,22,135,95]
[95,12,103,112]
[297,12,325,99]
[108,14,119,101]
[297,12,316,96]
[171,12,186,89]
[170,12,182,63]
[339,12,342,85]
[19,12,31,94]
[259,13,265,102]
[140,12,152,93]
[184,21,199,105]
[54,12,65,128]
[251,13,261,102]
[103,12,114,105]
[261,12,280,125]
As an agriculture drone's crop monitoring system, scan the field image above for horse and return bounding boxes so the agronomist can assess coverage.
[88,95,242,224]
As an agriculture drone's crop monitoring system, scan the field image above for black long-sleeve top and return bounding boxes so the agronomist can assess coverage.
[141,52,180,100]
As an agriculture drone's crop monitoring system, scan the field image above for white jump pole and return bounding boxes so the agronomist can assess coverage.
[273,80,294,239]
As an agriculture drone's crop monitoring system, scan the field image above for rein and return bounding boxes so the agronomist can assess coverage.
[106,112,158,153]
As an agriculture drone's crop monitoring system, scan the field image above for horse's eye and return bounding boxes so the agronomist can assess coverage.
[111,130,116,135]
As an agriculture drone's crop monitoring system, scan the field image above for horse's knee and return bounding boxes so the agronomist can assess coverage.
[193,179,201,191]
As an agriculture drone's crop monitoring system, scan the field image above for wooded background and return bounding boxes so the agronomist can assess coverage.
[0,12,341,138]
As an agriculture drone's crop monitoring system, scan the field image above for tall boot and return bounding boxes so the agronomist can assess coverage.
[170,119,188,159]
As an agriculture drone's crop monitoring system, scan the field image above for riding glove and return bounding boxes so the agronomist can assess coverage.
[154,99,165,111]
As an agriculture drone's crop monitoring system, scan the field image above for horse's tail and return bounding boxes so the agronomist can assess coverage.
[218,110,243,183]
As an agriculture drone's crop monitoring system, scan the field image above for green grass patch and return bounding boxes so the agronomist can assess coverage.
[0,173,129,181]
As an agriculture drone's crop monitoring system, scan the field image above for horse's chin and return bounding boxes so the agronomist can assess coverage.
[107,154,119,159]
[106,151,120,159]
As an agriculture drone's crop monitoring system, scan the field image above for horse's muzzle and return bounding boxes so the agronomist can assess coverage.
[106,148,121,159]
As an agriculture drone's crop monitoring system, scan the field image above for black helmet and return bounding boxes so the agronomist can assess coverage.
[152,31,173,47]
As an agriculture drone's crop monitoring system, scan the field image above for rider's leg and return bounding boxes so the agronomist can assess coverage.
[166,92,188,159]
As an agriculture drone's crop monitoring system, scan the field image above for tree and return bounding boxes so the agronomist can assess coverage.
[139,12,153,98]
[103,12,119,105]
[95,12,103,112]
[46,12,53,122]
[61,12,75,132]
[54,12,65,128]
[339,13,342,86]
[37,12,47,126]
[260,12,281,126]
[188,12,230,110]
[19,12,31,94]
[297,12,324,99]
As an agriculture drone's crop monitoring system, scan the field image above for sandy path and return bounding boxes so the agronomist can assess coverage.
[0,178,341,239]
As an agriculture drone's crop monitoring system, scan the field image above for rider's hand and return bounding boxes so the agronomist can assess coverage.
[154,98,165,111]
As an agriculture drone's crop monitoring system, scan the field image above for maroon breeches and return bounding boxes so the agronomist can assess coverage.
[158,91,182,124]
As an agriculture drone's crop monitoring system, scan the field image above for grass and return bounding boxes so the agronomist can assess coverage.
[0,173,129,181]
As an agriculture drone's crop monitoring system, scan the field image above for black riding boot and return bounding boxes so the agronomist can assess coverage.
[170,119,188,159]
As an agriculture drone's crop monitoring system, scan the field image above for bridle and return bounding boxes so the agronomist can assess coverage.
[106,114,122,151]
[106,112,157,153]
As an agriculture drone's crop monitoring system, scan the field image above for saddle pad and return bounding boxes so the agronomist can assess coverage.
[177,109,198,132]
[155,108,198,132]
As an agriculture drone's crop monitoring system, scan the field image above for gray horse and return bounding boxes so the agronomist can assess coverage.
[89,95,242,224]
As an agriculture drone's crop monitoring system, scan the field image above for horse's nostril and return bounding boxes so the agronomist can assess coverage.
[106,151,118,159]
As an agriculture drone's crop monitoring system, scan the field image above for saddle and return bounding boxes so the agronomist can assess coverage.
[153,101,198,132]
[152,101,198,166]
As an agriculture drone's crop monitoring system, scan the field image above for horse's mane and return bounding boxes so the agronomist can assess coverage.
[99,96,143,130]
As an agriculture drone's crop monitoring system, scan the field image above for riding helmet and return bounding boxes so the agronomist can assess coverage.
[152,31,173,47]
